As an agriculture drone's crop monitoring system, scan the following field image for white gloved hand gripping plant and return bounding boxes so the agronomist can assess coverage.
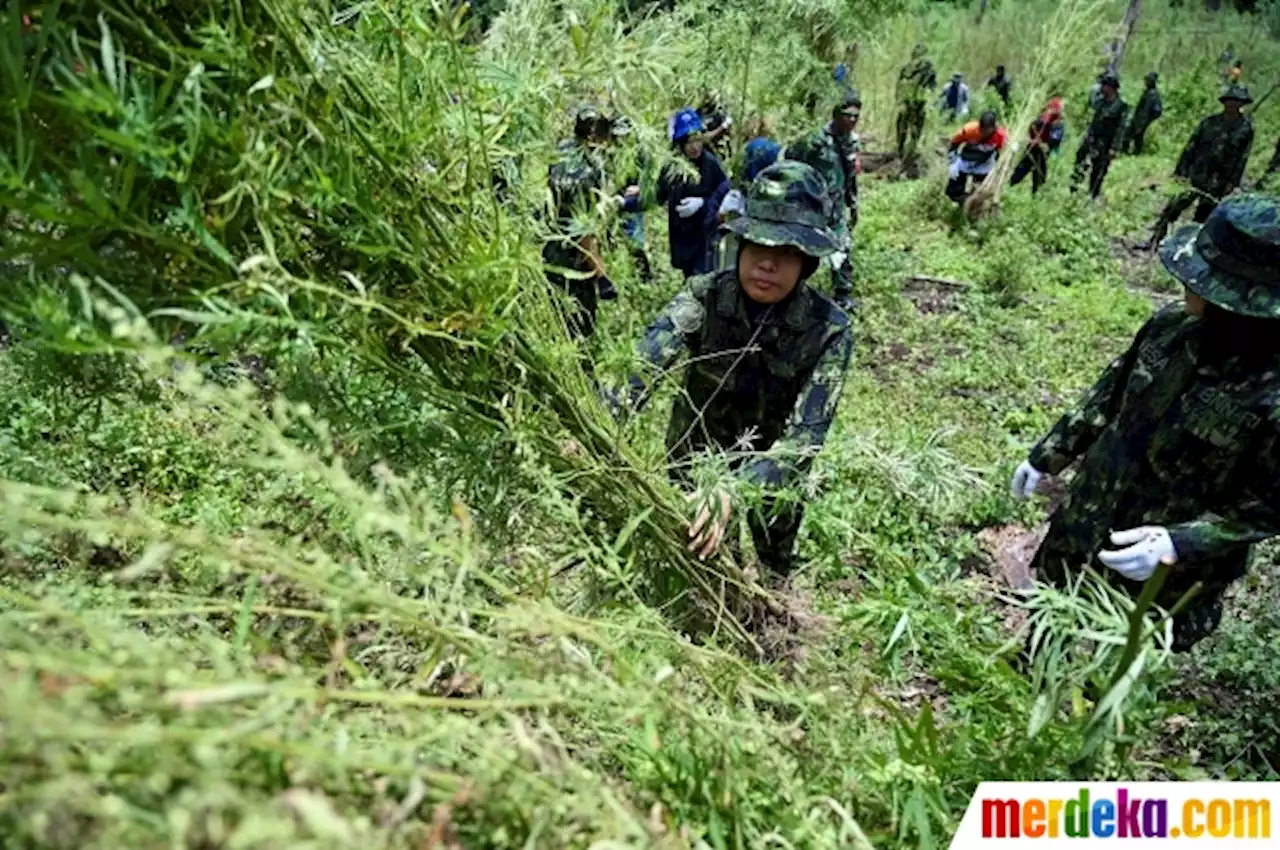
[1097,526,1177,581]
[1010,460,1043,500]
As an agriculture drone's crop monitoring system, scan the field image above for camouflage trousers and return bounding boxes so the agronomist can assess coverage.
[828,218,854,300]
[1033,517,1245,652]
[1070,141,1113,199]
[896,101,927,160]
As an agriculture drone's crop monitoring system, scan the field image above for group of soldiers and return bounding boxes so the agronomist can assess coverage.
[540,49,1280,654]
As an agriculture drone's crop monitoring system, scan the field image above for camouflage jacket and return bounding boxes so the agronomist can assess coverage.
[1029,305,1280,589]
[546,138,605,268]
[1084,96,1128,150]
[783,125,858,227]
[1131,87,1163,128]
[896,58,937,106]
[1175,113,1254,195]
[624,270,853,489]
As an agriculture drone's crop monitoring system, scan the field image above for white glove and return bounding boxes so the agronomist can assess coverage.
[1097,527,1177,582]
[718,189,745,218]
[1010,460,1042,500]
[829,250,848,269]
[676,197,705,219]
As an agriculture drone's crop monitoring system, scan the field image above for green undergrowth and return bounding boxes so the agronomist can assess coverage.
[2,0,1280,847]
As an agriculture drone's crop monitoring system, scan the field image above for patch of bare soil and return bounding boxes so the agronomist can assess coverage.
[866,341,936,384]
[902,278,961,314]
[747,576,833,674]
[859,151,898,175]
[1111,238,1181,310]
[874,669,950,717]
[975,523,1047,591]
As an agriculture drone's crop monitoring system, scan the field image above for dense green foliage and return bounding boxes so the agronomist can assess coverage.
[2,0,1279,847]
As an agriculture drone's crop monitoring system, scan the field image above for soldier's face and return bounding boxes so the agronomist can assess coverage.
[1223,99,1243,117]
[681,138,704,159]
[1184,289,1207,317]
[738,242,804,304]
[834,112,859,135]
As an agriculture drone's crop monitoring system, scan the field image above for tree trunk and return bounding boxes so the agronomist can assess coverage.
[1108,0,1142,75]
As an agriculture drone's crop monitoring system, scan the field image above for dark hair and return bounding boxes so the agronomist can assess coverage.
[979,110,997,131]
[996,64,1005,73]
[1203,302,1280,363]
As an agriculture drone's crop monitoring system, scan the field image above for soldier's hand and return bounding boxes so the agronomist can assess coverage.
[1010,460,1043,500]
[687,488,732,561]
[676,197,705,219]
[1097,526,1177,581]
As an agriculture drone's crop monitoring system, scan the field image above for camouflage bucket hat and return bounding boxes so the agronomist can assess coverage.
[573,102,602,123]
[1159,194,1280,318]
[722,161,837,258]
[1220,84,1252,103]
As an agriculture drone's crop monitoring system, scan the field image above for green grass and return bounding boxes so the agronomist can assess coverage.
[2,0,1280,847]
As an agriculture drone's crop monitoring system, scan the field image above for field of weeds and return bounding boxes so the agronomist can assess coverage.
[2,0,1279,846]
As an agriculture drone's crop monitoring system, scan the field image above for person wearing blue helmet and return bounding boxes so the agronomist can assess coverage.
[657,107,729,278]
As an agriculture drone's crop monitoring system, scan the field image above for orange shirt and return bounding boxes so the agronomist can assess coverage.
[951,122,1009,150]
[951,122,1008,164]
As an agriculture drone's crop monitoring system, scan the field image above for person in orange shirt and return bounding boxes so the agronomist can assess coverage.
[945,111,1009,203]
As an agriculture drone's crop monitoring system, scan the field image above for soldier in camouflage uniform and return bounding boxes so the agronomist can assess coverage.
[1122,71,1163,156]
[544,103,613,338]
[1143,85,1254,250]
[1071,72,1127,199]
[614,161,853,573]
[1012,194,1280,651]
[896,43,938,163]
[783,90,861,309]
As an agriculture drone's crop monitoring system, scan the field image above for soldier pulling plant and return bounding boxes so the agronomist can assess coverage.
[1012,195,1280,651]
[611,162,853,576]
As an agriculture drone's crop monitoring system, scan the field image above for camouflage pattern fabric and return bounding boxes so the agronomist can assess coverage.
[721,160,837,258]
[782,125,857,231]
[895,51,936,160]
[624,269,853,491]
[1159,195,1280,319]
[1084,95,1129,151]
[1028,304,1280,650]
[548,137,604,231]
[544,137,606,336]
[897,49,937,107]
[1129,86,1163,139]
[1174,112,1254,196]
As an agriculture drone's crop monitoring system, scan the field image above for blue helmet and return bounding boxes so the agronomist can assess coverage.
[668,107,704,144]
